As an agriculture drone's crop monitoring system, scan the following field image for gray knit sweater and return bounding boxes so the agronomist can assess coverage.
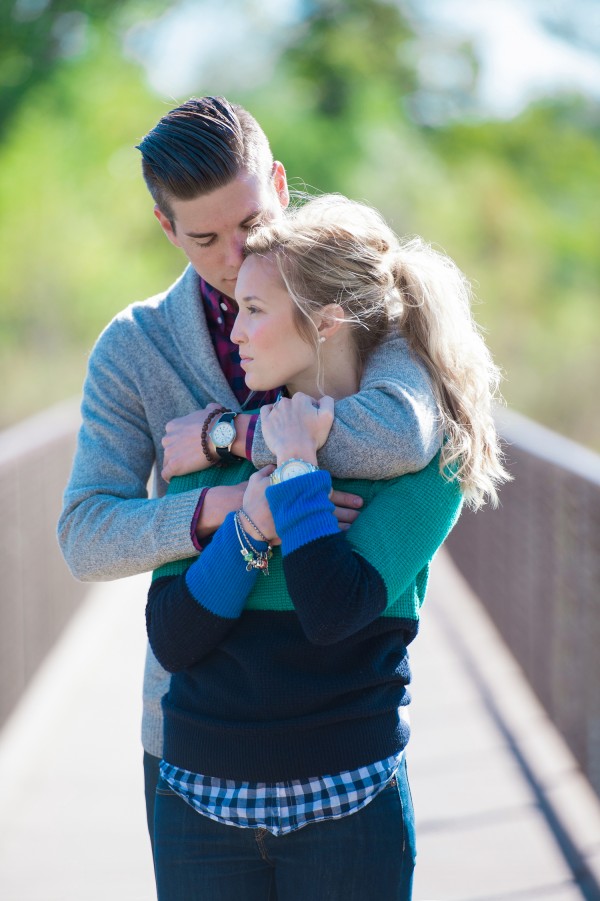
[58,264,441,756]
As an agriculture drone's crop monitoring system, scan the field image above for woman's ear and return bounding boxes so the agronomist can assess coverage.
[316,304,346,341]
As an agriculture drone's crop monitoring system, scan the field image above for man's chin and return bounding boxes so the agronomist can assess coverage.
[220,279,238,299]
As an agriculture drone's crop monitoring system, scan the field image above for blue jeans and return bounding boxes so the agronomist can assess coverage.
[144,750,160,861]
[153,757,416,900]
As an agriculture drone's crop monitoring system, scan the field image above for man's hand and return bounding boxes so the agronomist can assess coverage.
[195,483,248,541]
[162,404,223,482]
[330,488,363,531]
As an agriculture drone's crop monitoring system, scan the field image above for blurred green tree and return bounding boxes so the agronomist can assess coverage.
[0,0,169,134]
[0,0,598,450]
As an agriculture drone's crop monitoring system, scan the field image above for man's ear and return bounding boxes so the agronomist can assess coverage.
[272,161,290,210]
[154,205,181,248]
[316,304,346,341]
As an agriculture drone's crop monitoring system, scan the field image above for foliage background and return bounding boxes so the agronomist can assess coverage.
[1,0,598,449]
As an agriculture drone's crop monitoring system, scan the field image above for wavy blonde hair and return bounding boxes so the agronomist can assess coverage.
[244,194,509,508]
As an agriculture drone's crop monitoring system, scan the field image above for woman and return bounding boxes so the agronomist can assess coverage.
[146,195,508,900]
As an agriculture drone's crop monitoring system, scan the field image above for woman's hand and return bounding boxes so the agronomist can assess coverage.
[161,404,223,481]
[260,394,334,465]
[241,465,280,544]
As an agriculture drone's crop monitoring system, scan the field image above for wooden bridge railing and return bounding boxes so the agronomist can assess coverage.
[446,407,600,796]
[2,400,599,803]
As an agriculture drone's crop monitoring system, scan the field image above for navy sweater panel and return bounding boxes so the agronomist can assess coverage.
[162,608,418,781]
[283,534,388,644]
[147,576,241,673]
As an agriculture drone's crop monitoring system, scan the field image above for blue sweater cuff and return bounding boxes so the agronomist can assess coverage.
[266,471,338,556]
[185,513,267,619]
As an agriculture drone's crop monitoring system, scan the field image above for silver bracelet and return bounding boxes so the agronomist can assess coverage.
[234,511,272,575]
[238,508,270,544]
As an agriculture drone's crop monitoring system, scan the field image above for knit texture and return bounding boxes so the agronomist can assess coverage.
[58,264,443,758]
[147,453,463,780]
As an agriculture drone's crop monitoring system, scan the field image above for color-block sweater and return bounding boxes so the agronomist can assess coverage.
[57,264,443,758]
[146,454,463,782]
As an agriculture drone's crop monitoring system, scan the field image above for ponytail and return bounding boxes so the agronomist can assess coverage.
[393,239,509,508]
[245,193,510,508]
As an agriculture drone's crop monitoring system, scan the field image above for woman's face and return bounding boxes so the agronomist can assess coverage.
[232,255,319,395]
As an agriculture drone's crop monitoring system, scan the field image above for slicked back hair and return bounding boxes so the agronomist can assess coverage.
[136,97,274,225]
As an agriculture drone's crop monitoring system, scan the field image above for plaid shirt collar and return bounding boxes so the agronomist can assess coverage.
[199,277,280,409]
[200,277,237,336]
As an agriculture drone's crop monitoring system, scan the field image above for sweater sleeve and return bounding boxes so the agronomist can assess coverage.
[266,456,463,645]
[251,332,442,479]
[57,321,203,582]
[146,513,267,672]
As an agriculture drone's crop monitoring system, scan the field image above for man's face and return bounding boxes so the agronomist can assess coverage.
[154,164,289,299]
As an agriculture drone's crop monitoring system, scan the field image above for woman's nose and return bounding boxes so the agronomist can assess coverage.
[230,315,243,345]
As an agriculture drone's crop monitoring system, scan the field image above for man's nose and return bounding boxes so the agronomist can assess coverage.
[225,233,245,268]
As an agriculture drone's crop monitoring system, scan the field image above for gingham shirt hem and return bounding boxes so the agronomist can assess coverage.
[159,753,402,836]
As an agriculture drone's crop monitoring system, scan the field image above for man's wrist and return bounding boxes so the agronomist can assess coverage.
[231,413,252,460]
[195,485,244,540]
[191,487,210,550]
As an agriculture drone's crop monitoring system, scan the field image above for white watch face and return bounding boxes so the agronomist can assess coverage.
[280,460,313,480]
[210,421,236,448]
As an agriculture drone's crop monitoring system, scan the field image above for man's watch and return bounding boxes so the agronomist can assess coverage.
[270,458,319,485]
[209,411,238,464]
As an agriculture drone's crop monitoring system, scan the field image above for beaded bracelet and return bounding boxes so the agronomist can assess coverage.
[200,406,227,465]
[234,511,272,575]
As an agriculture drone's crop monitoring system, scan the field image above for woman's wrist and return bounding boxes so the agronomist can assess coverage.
[275,447,318,467]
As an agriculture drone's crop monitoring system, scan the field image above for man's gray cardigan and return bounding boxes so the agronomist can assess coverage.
[58,265,440,756]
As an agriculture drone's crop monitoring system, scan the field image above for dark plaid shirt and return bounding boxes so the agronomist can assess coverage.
[190,280,280,550]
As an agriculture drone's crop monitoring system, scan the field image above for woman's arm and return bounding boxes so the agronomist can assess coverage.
[146,510,270,672]
[266,455,463,645]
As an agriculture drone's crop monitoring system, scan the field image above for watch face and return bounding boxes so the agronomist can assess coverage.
[280,461,313,480]
[210,421,236,448]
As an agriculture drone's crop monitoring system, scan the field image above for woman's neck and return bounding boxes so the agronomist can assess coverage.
[287,337,361,401]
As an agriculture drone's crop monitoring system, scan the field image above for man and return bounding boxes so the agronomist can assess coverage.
[58,96,440,848]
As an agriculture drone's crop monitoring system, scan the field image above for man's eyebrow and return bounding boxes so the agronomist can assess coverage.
[240,209,262,226]
[185,210,262,240]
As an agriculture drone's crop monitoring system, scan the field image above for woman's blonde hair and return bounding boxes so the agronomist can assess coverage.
[244,194,509,509]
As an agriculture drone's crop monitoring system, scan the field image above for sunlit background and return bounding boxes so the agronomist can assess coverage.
[1,0,599,449]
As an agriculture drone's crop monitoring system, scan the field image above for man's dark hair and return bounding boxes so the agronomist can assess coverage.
[136,96,274,225]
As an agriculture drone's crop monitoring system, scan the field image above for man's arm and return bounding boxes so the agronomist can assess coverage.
[251,333,441,479]
[58,327,202,582]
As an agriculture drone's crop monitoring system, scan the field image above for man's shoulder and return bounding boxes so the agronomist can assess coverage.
[93,265,201,353]
[365,330,432,390]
